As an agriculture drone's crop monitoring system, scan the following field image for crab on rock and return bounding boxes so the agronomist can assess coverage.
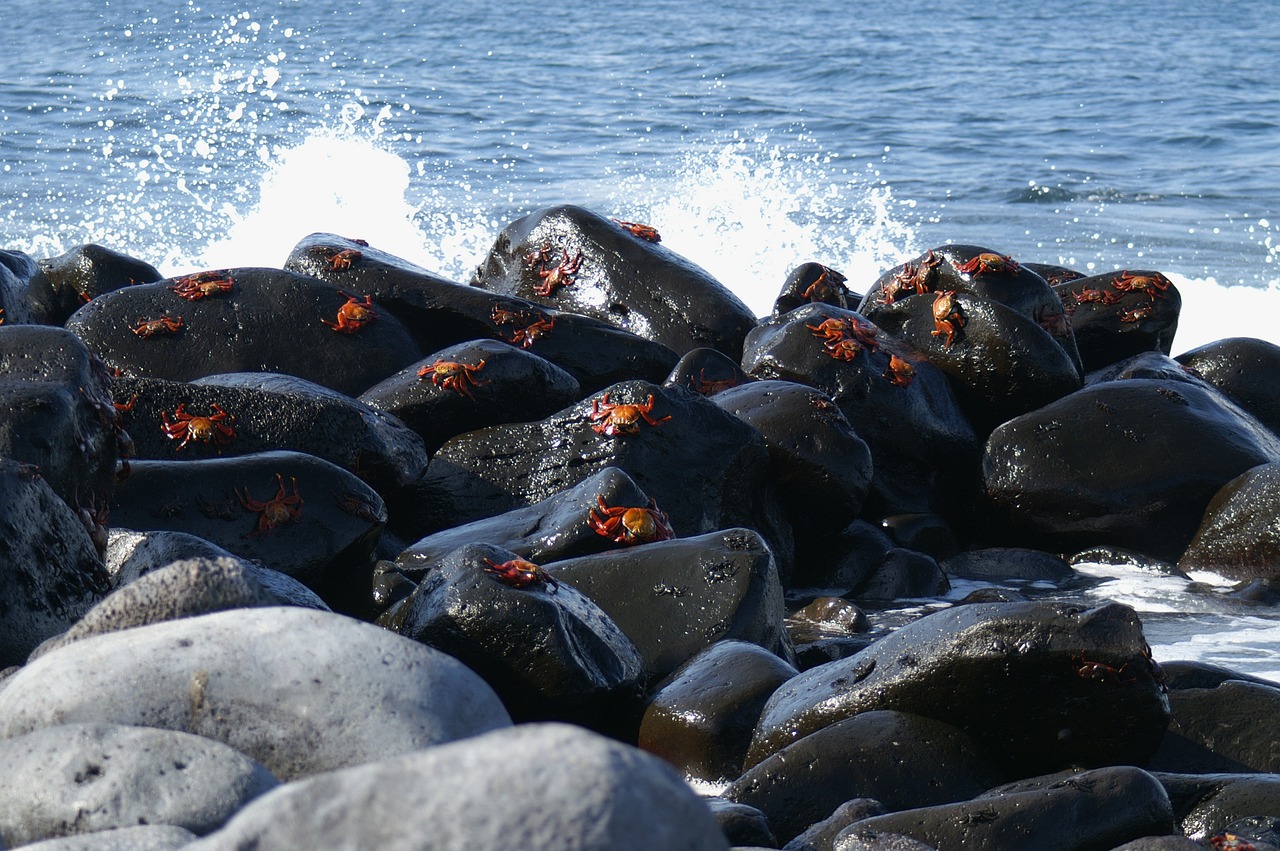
[237,473,303,538]
[883,353,916,387]
[931,291,966,348]
[160,403,237,452]
[322,291,378,334]
[527,245,583,297]
[418,359,490,399]
[129,316,184,338]
[589,494,675,545]
[588,392,671,437]
[325,248,363,270]
[483,557,559,592]
[169,272,234,300]
[613,219,662,242]
[954,252,1020,277]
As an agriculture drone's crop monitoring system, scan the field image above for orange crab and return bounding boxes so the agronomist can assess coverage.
[1111,270,1171,299]
[800,266,847,301]
[883,354,916,387]
[1119,303,1155,323]
[129,316,184,338]
[483,557,559,591]
[613,219,661,243]
[1070,286,1123,307]
[689,368,740,396]
[321,291,378,334]
[1072,651,1135,685]
[955,252,1020,277]
[931,291,966,348]
[589,494,675,545]
[169,271,234,300]
[806,317,879,361]
[527,245,583,297]
[160,403,237,451]
[884,250,942,304]
[508,316,556,348]
[237,473,303,538]
[418,359,491,399]
[589,392,671,437]
[325,248,363,271]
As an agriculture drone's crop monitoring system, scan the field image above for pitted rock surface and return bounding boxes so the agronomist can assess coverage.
[32,244,162,325]
[1176,336,1280,438]
[1178,462,1280,581]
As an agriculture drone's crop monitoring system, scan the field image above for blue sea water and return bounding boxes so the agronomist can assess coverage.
[3,0,1280,675]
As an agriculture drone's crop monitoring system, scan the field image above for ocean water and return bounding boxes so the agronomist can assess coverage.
[3,0,1280,675]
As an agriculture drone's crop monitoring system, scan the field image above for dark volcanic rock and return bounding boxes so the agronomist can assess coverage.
[360,338,580,454]
[793,519,894,591]
[782,799,889,851]
[941,547,1076,584]
[983,379,1280,562]
[549,528,790,682]
[387,543,644,730]
[0,248,42,326]
[836,765,1174,851]
[705,798,777,849]
[851,547,948,602]
[287,233,679,395]
[1159,773,1280,844]
[0,325,122,507]
[664,347,754,397]
[1148,679,1280,773]
[108,450,386,616]
[1023,261,1086,287]
[747,601,1170,778]
[471,204,757,358]
[1176,337,1280,437]
[414,379,791,575]
[862,289,1083,434]
[1179,462,1280,581]
[66,267,423,396]
[773,263,854,316]
[0,459,111,666]
[1085,351,1205,386]
[1158,661,1279,692]
[728,710,1001,845]
[639,640,798,785]
[32,244,162,325]
[1055,270,1181,372]
[113,372,428,500]
[742,303,975,518]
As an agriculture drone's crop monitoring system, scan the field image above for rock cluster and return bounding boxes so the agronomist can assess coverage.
[0,216,1276,849]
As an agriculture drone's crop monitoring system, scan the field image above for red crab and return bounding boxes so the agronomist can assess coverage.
[954,252,1020,277]
[325,248,363,271]
[1119,303,1155,323]
[508,316,556,348]
[883,354,916,387]
[885,250,942,304]
[483,557,559,591]
[527,246,583,297]
[801,266,847,301]
[589,494,675,545]
[589,392,671,437]
[322,291,378,334]
[418,359,490,399]
[806,317,879,361]
[1111,270,1171,299]
[237,473,303,538]
[169,271,234,300]
[160,403,237,451]
[613,219,661,242]
[690,368,740,396]
[129,316,184,338]
[931,291,966,348]
[1072,652,1135,685]
[1209,832,1260,850]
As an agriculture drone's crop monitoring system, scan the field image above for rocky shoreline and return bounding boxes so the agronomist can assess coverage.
[1,204,1280,849]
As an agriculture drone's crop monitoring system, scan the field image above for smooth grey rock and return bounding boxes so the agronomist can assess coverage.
[30,557,329,659]
[181,723,729,851]
[14,825,197,850]
[0,723,275,846]
[105,529,244,587]
[0,607,511,780]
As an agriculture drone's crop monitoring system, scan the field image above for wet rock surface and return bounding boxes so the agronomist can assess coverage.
[1148,679,1280,773]
[1178,462,1280,581]
[1055,270,1182,372]
[1176,336,1280,436]
[32,244,162,326]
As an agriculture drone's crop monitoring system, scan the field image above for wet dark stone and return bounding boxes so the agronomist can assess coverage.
[359,338,580,454]
[742,303,975,519]
[1085,351,1206,387]
[836,766,1174,851]
[793,520,893,592]
[413,379,792,579]
[638,640,798,785]
[1179,462,1280,581]
[878,513,958,561]
[710,380,873,537]
[388,542,644,732]
[108,450,386,617]
[1106,837,1204,851]
[781,799,887,851]
[773,263,854,317]
[1022,261,1086,288]
[0,249,42,326]
[1067,546,1183,576]
[848,548,948,603]
[286,233,680,394]
[1055,270,1181,373]
[470,204,757,358]
[0,459,110,666]
[1147,680,1280,773]
[112,372,428,507]
[32,244,162,325]
[391,467,664,590]
[861,289,1082,434]
[747,601,1170,778]
[66,267,423,396]
[728,710,1001,845]
[983,379,1280,562]
[1157,773,1280,843]
[549,528,790,682]
[791,597,871,635]
[941,547,1076,584]
[1176,337,1280,438]
[1158,661,1280,691]
[705,798,778,849]
[0,325,122,508]
[664,346,754,398]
